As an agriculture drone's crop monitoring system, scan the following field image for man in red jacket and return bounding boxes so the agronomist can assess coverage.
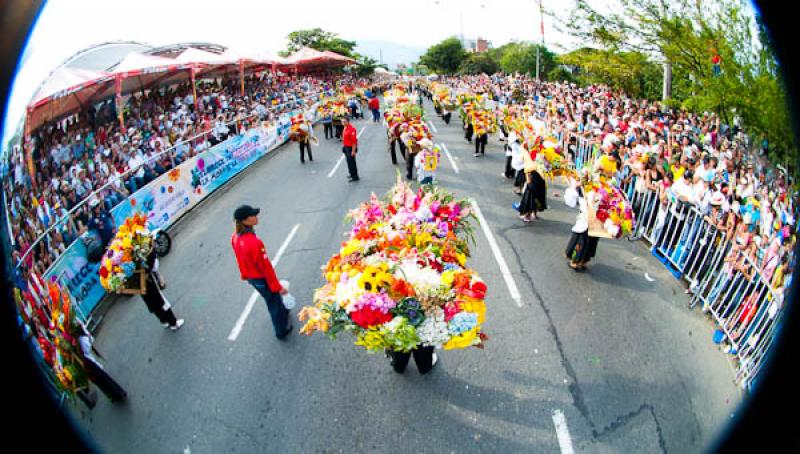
[342,118,359,182]
[231,205,292,339]
[368,96,380,123]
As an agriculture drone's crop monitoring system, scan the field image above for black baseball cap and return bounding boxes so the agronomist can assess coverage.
[234,205,260,222]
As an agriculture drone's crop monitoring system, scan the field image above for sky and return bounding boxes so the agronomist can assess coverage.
[2,0,584,147]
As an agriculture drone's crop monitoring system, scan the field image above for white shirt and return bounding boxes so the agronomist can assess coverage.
[564,185,589,233]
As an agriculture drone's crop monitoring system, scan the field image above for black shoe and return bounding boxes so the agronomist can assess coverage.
[279,325,293,340]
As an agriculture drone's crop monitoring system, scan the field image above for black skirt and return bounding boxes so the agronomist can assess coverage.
[566,231,598,263]
[519,171,547,214]
[514,169,526,188]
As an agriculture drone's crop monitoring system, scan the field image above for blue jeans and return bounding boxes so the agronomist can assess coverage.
[247,279,291,338]
[371,109,380,122]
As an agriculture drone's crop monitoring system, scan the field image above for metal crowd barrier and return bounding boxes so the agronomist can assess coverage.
[620,173,783,390]
[547,124,782,391]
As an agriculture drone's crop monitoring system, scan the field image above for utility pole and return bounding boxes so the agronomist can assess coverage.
[536,0,544,81]
[662,62,672,101]
[460,11,465,48]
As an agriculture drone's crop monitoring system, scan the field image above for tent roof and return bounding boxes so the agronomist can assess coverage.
[110,52,177,72]
[174,47,231,65]
[31,67,112,106]
[287,47,356,66]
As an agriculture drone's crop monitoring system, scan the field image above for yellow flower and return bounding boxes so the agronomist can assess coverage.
[460,298,486,324]
[355,329,388,352]
[441,270,455,286]
[443,327,479,350]
[341,239,363,257]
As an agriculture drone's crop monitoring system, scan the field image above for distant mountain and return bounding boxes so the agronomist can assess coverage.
[355,40,426,69]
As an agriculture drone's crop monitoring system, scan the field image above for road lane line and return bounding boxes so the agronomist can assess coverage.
[228,224,301,341]
[440,143,460,174]
[427,120,438,133]
[328,156,345,178]
[552,410,575,454]
[469,199,522,307]
[327,126,367,178]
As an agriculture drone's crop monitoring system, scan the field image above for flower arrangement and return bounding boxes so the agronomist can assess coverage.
[401,120,433,153]
[14,274,88,396]
[299,177,489,352]
[584,178,635,239]
[99,213,153,293]
[288,114,309,142]
[471,109,497,136]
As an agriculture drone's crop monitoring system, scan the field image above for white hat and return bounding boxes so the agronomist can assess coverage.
[89,198,101,208]
[710,192,725,206]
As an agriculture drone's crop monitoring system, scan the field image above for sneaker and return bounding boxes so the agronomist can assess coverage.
[474,152,480,157]
[431,352,439,369]
[162,323,170,328]
[170,319,185,331]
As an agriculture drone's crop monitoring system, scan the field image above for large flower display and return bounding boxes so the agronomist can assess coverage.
[99,213,153,293]
[299,178,489,352]
[584,177,636,239]
[288,114,310,142]
[15,274,88,396]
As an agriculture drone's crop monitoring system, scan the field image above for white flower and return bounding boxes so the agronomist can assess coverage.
[417,308,450,347]
[415,205,433,222]
[604,219,620,237]
[397,261,442,293]
[337,275,365,312]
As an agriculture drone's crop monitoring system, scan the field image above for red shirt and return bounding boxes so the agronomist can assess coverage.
[231,230,282,293]
[368,98,379,110]
[343,124,358,147]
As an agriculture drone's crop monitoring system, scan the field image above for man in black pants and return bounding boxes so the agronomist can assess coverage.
[342,118,359,182]
[299,136,313,163]
[386,346,438,374]
[474,132,488,157]
[389,135,406,165]
[406,146,417,180]
[465,120,474,143]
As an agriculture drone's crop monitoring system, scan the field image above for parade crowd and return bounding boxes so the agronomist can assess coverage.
[419,73,794,363]
[4,73,369,276]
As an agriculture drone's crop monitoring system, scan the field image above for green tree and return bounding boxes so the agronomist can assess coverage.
[419,37,467,74]
[459,53,499,75]
[558,0,797,170]
[280,28,357,57]
[353,55,388,77]
[499,42,556,78]
[558,48,662,99]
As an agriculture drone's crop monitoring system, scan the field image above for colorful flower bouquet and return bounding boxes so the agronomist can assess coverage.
[99,213,153,293]
[471,109,497,136]
[401,120,433,153]
[299,178,489,352]
[288,114,309,142]
[15,274,88,396]
[584,178,635,239]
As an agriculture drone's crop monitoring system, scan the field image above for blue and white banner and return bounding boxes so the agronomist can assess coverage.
[45,106,317,319]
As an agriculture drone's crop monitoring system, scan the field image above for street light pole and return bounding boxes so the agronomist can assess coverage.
[536,0,544,81]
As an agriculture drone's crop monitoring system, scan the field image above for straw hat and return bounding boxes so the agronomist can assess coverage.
[710,192,726,206]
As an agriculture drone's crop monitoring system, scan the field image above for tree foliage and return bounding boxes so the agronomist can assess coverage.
[280,28,357,57]
[499,43,556,78]
[419,37,467,74]
[558,48,661,99]
[459,53,499,75]
[557,0,796,167]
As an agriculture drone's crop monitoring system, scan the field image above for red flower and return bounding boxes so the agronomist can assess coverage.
[443,301,463,321]
[596,210,609,223]
[99,266,109,279]
[350,307,393,329]
[388,205,397,215]
[461,281,487,299]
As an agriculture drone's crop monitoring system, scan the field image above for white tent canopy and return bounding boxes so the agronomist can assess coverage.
[110,52,176,73]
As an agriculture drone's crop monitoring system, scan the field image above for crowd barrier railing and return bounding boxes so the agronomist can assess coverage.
[549,126,782,391]
[620,173,782,390]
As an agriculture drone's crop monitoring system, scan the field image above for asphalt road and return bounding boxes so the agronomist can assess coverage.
[69,98,740,453]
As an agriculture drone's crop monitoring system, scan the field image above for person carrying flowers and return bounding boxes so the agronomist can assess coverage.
[140,247,185,330]
[564,170,599,271]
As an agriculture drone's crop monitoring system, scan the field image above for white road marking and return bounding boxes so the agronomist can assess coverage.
[427,120,438,133]
[328,156,345,178]
[469,199,521,307]
[552,410,575,454]
[440,143,460,174]
[228,224,301,341]
[327,126,367,178]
